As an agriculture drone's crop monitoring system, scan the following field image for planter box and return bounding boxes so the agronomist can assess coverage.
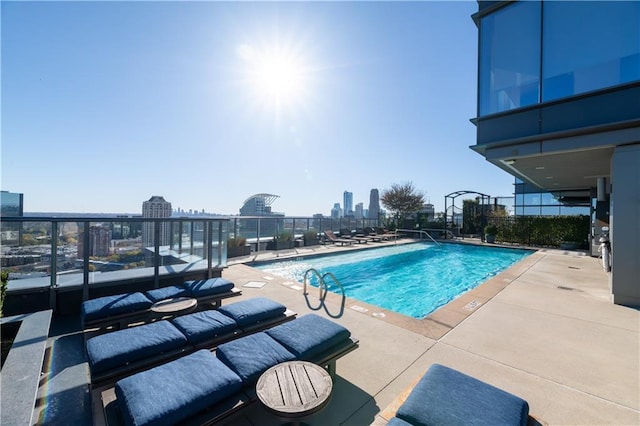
[485,234,496,244]
[304,239,320,247]
[266,240,295,250]
[228,246,251,258]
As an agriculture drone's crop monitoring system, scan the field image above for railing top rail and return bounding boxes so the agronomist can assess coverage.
[1,216,231,223]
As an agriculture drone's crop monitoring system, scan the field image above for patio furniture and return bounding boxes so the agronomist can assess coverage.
[387,364,529,426]
[98,314,358,426]
[86,297,295,387]
[323,230,354,246]
[339,228,371,244]
[81,277,241,333]
[256,360,333,423]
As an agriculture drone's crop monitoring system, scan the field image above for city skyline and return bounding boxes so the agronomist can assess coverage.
[2,1,514,216]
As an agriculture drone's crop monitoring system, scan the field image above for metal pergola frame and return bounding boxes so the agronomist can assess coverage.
[444,190,491,239]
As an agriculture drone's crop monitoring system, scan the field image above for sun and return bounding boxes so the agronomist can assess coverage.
[237,43,310,111]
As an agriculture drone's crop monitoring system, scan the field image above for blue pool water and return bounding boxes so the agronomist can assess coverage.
[254,243,532,319]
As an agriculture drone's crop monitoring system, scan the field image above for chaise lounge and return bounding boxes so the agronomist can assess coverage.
[81,277,241,333]
[387,363,530,426]
[96,313,359,426]
[86,297,296,387]
[324,230,355,246]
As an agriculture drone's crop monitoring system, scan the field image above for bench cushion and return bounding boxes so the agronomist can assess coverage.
[86,320,188,374]
[82,292,153,323]
[171,310,238,345]
[216,332,295,383]
[395,364,529,426]
[145,285,190,303]
[182,277,235,297]
[115,350,243,426]
[217,297,287,327]
[386,417,414,426]
[266,314,351,360]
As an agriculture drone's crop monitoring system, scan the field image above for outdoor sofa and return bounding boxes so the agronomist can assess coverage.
[387,363,529,426]
[96,313,359,426]
[81,277,241,333]
[86,297,296,387]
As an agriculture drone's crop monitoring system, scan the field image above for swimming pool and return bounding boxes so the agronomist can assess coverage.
[254,242,533,319]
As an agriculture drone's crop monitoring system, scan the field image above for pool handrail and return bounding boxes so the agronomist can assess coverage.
[397,229,441,245]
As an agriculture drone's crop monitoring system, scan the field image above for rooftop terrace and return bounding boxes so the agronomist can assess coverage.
[14,239,640,425]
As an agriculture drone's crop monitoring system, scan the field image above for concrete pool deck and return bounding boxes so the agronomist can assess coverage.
[221,239,639,425]
[37,238,639,425]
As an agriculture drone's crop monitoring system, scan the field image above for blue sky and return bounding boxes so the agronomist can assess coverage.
[2,1,513,216]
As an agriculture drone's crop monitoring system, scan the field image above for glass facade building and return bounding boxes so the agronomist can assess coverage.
[472,0,640,307]
[479,1,640,116]
[1,190,24,217]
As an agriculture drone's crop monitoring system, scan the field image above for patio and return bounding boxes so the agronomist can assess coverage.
[33,240,639,425]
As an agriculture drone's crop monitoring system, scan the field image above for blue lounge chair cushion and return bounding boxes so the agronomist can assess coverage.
[266,314,351,360]
[82,292,153,322]
[395,364,529,426]
[386,418,414,426]
[171,310,238,345]
[182,277,235,297]
[116,350,243,426]
[217,297,287,327]
[86,320,188,374]
[216,332,295,383]
[145,285,190,303]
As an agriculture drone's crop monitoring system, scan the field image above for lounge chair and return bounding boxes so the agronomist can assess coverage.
[387,363,529,426]
[97,314,358,426]
[86,297,296,387]
[81,277,241,333]
[323,230,355,246]
[339,228,371,244]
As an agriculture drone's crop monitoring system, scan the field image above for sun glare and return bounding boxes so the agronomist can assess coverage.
[237,43,310,111]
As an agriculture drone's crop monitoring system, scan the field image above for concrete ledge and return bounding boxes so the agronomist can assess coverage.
[1,310,52,425]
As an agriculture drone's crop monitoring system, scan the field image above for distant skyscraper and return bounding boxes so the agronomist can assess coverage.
[78,225,112,258]
[343,191,353,217]
[239,193,283,238]
[331,203,342,219]
[368,188,380,220]
[142,196,172,247]
[355,202,364,218]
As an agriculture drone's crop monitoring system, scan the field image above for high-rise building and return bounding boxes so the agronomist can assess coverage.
[142,196,172,248]
[330,203,342,219]
[239,193,284,238]
[1,190,24,244]
[368,188,380,220]
[470,0,640,306]
[343,191,353,217]
[1,190,24,217]
[78,225,112,258]
[355,202,364,218]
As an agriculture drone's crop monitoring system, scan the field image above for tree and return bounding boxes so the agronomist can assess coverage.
[380,182,426,229]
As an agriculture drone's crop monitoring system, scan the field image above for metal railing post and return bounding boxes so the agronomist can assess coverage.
[50,221,58,310]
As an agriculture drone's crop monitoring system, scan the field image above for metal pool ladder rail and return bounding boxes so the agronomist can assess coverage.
[303,268,346,318]
[397,228,441,245]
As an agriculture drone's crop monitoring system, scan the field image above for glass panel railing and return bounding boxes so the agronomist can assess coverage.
[1,217,230,294]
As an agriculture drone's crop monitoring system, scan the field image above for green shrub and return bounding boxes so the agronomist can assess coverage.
[227,236,247,247]
[484,224,498,235]
[273,231,293,242]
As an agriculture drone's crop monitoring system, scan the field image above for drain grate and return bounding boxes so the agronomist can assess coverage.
[557,285,582,292]
[557,286,574,291]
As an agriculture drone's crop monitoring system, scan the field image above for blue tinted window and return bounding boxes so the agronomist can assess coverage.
[542,1,640,101]
[479,1,541,115]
